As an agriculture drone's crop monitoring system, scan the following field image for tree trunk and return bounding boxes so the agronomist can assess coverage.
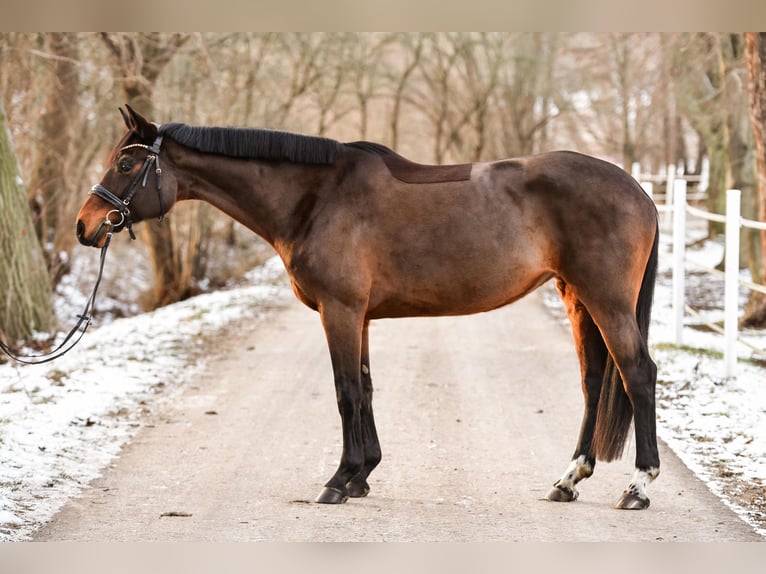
[0,99,54,347]
[615,38,636,169]
[660,35,680,172]
[27,32,79,283]
[742,32,766,327]
[707,36,735,237]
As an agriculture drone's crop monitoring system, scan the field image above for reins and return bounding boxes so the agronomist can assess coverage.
[0,226,113,365]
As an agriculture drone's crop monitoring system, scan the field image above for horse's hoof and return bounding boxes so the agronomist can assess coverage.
[315,486,349,504]
[346,480,370,498]
[546,484,578,502]
[615,492,650,510]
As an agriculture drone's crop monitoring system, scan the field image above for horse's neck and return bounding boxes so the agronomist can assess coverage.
[172,150,309,247]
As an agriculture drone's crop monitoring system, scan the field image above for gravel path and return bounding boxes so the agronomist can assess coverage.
[34,293,761,541]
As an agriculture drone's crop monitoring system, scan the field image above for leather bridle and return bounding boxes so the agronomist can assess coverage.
[0,133,166,364]
[88,133,165,241]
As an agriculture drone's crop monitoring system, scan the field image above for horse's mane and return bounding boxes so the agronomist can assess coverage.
[159,122,344,165]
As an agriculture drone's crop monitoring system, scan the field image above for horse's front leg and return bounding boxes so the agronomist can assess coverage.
[315,301,366,504]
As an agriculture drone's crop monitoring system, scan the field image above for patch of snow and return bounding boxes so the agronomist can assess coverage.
[0,253,291,541]
[651,233,766,537]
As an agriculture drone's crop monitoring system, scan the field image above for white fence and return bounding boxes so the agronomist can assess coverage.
[649,178,766,378]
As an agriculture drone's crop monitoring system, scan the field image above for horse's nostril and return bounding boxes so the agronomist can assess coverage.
[76,220,85,239]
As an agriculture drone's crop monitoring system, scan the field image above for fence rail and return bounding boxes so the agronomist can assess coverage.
[645,177,766,378]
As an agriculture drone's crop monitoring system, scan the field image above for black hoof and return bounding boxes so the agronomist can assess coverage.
[315,486,349,504]
[546,484,578,502]
[615,492,650,510]
[346,480,370,498]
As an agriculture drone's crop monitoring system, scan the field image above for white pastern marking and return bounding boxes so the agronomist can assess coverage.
[624,467,660,499]
[555,455,593,490]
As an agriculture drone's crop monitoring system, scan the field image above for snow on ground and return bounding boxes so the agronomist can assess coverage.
[0,254,292,541]
[650,231,766,536]
[1,228,765,541]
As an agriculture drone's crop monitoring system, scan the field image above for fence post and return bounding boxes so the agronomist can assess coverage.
[664,163,676,232]
[724,189,741,378]
[672,179,687,346]
[631,162,641,181]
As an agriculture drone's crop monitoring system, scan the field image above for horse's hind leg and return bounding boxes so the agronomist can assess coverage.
[346,321,382,498]
[609,328,659,510]
[591,308,660,510]
[547,280,608,503]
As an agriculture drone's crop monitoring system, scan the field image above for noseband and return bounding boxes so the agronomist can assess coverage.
[89,133,165,240]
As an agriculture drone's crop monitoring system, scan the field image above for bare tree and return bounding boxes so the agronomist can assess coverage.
[100,33,189,113]
[0,98,54,347]
[557,34,664,168]
[269,33,327,130]
[672,33,738,235]
[443,32,504,161]
[743,32,766,327]
[310,34,356,136]
[410,33,464,162]
[26,32,80,282]
[659,34,686,172]
[348,33,391,140]
[386,33,423,150]
[410,33,508,162]
[494,33,563,158]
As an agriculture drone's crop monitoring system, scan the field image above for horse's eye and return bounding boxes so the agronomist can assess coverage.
[118,158,133,173]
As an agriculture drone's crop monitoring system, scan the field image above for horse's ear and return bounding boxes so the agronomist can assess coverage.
[119,106,131,130]
[123,104,157,142]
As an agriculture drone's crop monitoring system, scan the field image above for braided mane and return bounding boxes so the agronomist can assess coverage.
[159,122,343,164]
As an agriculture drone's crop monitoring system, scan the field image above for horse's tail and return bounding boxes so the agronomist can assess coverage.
[591,221,659,462]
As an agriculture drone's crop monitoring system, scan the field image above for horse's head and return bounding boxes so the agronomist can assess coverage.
[76,105,178,248]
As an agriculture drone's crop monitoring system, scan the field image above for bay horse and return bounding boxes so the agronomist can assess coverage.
[76,105,660,510]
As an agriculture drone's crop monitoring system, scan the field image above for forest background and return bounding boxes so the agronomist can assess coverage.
[1,32,766,347]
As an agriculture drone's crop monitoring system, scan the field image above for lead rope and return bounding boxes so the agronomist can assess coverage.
[0,224,114,365]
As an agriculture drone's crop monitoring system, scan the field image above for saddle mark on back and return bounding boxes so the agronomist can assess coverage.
[346,140,472,184]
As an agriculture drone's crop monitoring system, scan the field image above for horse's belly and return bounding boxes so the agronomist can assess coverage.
[366,267,552,319]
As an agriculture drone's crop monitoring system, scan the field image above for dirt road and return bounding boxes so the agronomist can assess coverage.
[34,291,761,541]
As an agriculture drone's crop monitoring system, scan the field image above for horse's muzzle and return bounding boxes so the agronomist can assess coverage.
[76,219,103,247]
